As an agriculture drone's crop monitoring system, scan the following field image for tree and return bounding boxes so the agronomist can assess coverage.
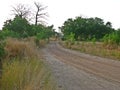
[106,22,112,28]
[11,2,48,25]
[60,16,114,41]
[2,16,31,37]
[34,2,48,25]
[12,4,31,19]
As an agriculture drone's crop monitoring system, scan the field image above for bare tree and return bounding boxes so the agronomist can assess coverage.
[34,2,48,25]
[11,2,48,25]
[12,4,31,19]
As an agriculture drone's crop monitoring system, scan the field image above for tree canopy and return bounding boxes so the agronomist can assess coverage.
[3,16,31,37]
[1,2,54,39]
[60,17,114,41]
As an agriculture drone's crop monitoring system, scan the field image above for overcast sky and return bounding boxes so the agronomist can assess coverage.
[0,0,120,31]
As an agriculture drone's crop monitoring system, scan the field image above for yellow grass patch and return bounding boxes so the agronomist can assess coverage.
[0,38,56,90]
[61,41,120,60]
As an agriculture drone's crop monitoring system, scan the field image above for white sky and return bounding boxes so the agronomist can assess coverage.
[0,0,120,31]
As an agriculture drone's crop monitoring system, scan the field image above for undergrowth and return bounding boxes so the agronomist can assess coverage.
[61,41,120,60]
[0,38,56,90]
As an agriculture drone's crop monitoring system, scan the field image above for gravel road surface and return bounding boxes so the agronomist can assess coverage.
[42,42,120,90]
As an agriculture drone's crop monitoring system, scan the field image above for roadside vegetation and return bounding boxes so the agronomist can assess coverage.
[0,38,56,90]
[59,16,120,60]
[61,41,120,60]
[0,1,56,90]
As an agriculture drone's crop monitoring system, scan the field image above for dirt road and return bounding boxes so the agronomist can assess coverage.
[42,42,120,90]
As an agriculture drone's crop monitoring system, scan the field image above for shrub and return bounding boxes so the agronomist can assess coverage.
[91,37,96,45]
[66,33,75,43]
[0,38,56,90]
[0,41,5,59]
[35,30,50,47]
[0,29,20,40]
[4,38,38,60]
[0,59,54,90]
[103,33,120,44]
[103,32,120,49]
[65,32,75,48]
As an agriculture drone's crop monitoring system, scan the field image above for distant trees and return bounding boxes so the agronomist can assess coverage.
[1,2,54,39]
[2,15,54,38]
[60,16,114,41]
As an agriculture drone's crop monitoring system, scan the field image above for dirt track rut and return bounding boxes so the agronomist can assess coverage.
[42,42,120,90]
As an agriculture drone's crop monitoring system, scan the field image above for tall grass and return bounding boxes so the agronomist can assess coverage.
[4,38,38,60]
[61,41,120,60]
[1,59,54,90]
[103,32,120,49]
[0,38,56,90]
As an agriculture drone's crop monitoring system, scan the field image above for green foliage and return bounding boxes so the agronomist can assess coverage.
[103,32,120,45]
[65,32,75,48]
[2,15,54,39]
[91,36,96,45]
[35,30,52,45]
[34,25,54,46]
[36,31,47,40]
[66,32,75,42]
[0,29,20,40]
[60,17,114,41]
[2,16,31,38]
[0,41,5,59]
[31,24,44,35]
[35,26,52,40]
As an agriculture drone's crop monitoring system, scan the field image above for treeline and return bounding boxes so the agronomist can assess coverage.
[0,2,55,40]
[0,15,54,39]
[0,2,55,60]
[0,3,56,86]
[60,17,120,41]
[0,15,55,59]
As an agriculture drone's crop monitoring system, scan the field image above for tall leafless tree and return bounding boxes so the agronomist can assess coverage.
[12,2,48,25]
[12,4,31,19]
[34,2,48,25]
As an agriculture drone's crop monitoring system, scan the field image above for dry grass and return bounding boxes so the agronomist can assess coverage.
[1,59,55,90]
[61,41,120,60]
[4,38,38,60]
[0,38,56,90]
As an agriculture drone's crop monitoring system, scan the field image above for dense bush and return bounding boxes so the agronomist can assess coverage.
[2,16,55,40]
[0,29,20,40]
[0,38,55,90]
[60,17,114,41]
[103,32,120,45]
[0,42,5,59]
[2,16,31,38]
[4,38,38,60]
